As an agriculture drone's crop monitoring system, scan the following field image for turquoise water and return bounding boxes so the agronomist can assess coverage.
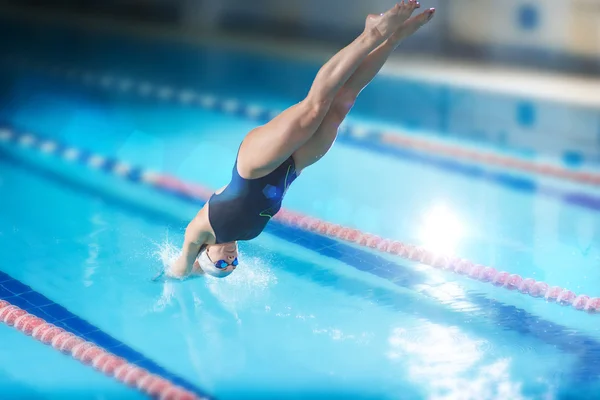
[0,152,583,399]
[1,19,600,400]
[0,323,144,399]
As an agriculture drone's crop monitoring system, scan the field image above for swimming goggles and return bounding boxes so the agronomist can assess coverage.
[214,257,239,269]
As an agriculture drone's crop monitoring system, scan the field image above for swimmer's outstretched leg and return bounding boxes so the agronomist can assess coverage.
[293,6,435,171]
[237,3,417,177]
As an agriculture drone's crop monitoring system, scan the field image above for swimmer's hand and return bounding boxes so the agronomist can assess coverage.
[153,257,204,282]
[167,255,195,279]
[155,216,209,281]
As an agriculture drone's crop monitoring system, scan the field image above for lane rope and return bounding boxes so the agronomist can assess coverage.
[1,126,597,315]
[0,299,204,400]
[5,55,600,187]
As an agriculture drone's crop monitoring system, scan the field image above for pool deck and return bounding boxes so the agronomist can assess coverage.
[1,4,600,110]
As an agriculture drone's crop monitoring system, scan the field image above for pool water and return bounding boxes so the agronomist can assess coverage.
[0,322,145,400]
[0,16,600,400]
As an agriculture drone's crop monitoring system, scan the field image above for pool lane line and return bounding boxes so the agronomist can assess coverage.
[9,57,600,214]
[2,126,598,316]
[5,55,600,189]
[4,130,600,386]
[0,276,210,400]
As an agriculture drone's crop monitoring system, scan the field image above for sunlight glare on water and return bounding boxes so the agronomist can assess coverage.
[386,322,540,400]
[418,203,467,256]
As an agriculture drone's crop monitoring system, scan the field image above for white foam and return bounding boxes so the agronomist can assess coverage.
[154,240,181,271]
[205,253,277,308]
[152,238,276,304]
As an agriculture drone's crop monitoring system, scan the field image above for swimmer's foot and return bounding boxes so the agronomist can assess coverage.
[365,1,421,40]
[389,7,435,44]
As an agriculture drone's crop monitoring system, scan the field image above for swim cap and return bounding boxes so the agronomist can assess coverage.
[197,249,234,278]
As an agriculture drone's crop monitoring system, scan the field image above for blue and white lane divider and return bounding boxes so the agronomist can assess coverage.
[0,127,162,188]
[5,55,600,188]
[6,56,600,217]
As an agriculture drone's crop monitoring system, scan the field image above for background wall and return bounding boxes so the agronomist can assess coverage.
[187,0,600,74]
[2,0,599,74]
[0,0,598,163]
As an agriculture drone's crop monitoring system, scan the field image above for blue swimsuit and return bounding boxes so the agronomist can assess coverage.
[207,155,298,244]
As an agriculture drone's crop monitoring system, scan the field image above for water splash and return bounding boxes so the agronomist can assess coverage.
[154,239,181,271]
[206,253,278,308]
[153,281,175,312]
[83,213,108,287]
[152,236,277,308]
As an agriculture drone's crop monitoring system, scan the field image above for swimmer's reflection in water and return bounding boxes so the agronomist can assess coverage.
[166,2,436,279]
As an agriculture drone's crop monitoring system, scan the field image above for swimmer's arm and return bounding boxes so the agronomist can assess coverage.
[170,217,209,278]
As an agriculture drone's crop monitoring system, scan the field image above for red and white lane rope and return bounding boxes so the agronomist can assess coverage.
[380,135,600,186]
[0,300,202,400]
[271,208,600,313]
[158,174,600,315]
[2,127,598,315]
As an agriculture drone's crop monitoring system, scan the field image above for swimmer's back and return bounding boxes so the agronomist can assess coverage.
[208,155,297,243]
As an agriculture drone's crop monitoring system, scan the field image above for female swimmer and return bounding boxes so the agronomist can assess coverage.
[169,2,435,279]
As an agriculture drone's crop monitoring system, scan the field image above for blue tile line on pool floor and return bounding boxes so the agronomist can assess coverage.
[9,61,600,214]
[0,269,212,398]
[279,251,600,388]
[2,142,599,385]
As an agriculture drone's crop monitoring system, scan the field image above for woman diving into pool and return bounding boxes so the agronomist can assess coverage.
[168,2,435,279]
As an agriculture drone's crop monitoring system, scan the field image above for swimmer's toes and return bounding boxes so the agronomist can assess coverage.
[407,8,436,29]
[422,8,436,23]
[390,8,435,41]
[409,0,421,10]
[398,1,421,18]
[368,2,425,39]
